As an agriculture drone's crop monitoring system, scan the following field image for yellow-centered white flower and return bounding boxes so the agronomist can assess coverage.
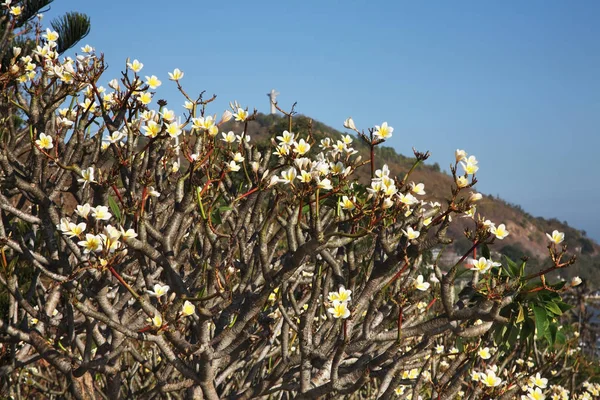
[374,122,393,140]
[145,75,162,89]
[546,230,564,245]
[78,167,96,187]
[480,370,502,387]
[327,300,351,319]
[279,168,297,185]
[181,300,196,317]
[341,196,355,211]
[489,224,509,240]
[294,139,311,155]
[327,286,352,303]
[168,68,184,81]
[478,347,491,360]
[36,133,53,149]
[127,59,144,73]
[77,234,104,254]
[91,206,112,221]
[147,283,170,297]
[403,227,420,240]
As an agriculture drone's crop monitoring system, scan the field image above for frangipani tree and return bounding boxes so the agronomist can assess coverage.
[0,8,598,400]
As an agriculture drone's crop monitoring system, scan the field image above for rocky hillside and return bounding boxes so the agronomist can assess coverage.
[224,113,600,287]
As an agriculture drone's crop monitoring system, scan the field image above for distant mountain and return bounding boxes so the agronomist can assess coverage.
[225,113,600,287]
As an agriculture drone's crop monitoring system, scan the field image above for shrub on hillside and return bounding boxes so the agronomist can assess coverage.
[0,9,598,400]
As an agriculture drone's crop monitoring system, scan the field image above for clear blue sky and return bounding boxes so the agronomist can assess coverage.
[44,1,600,240]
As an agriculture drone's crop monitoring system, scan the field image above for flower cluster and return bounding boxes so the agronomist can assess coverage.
[327,286,352,319]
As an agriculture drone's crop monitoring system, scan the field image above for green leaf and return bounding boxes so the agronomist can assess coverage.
[493,325,506,347]
[519,260,527,277]
[504,256,520,277]
[211,209,222,226]
[481,244,491,260]
[548,323,558,346]
[533,305,548,339]
[545,302,563,316]
[108,195,121,222]
[554,301,573,313]
[556,331,566,345]
[507,324,520,348]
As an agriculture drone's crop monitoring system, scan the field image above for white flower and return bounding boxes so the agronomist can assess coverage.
[165,122,182,138]
[478,347,492,360]
[489,223,509,240]
[413,275,430,291]
[147,186,161,198]
[279,168,297,185]
[168,68,184,81]
[399,193,418,206]
[145,75,162,89]
[529,373,548,389]
[317,178,332,190]
[469,192,483,203]
[470,257,492,273]
[232,152,244,163]
[327,286,352,303]
[151,314,163,328]
[221,131,236,143]
[227,160,241,172]
[35,133,53,149]
[127,59,144,73]
[120,227,138,240]
[327,300,351,319]
[91,206,112,221]
[75,203,91,218]
[181,300,195,317]
[455,149,467,162]
[343,117,356,130]
[410,182,426,195]
[106,130,125,144]
[456,176,469,188]
[373,122,393,140]
[233,107,248,122]
[546,230,564,245]
[294,139,311,155]
[64,222,86,238]
[147,283,170,297]
[78,167,96,187]
[480,369,502,387]
[526,387,546,400]
[571,276,582,287]
[340,196,355,211]
[402,226,420,240]
[77,234,104,253]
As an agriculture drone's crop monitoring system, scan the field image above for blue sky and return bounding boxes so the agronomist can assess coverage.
[44,1,600,240]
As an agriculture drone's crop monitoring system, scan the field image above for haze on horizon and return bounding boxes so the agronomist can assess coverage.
[45,0,600,240]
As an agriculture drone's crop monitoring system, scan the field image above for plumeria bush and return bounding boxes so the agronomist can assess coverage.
[0,7,599,400]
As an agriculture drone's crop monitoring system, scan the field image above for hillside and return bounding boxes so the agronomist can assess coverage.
[223,113,600,287]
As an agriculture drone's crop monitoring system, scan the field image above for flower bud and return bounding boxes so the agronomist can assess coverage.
[468,192,483,203]
[455,149,467,163]
[13,47,21,57]
[456,176,469,188]
[108,79,120,91]
[571,276,582,287]
[220,110,233,124]
[343,117,356,130]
